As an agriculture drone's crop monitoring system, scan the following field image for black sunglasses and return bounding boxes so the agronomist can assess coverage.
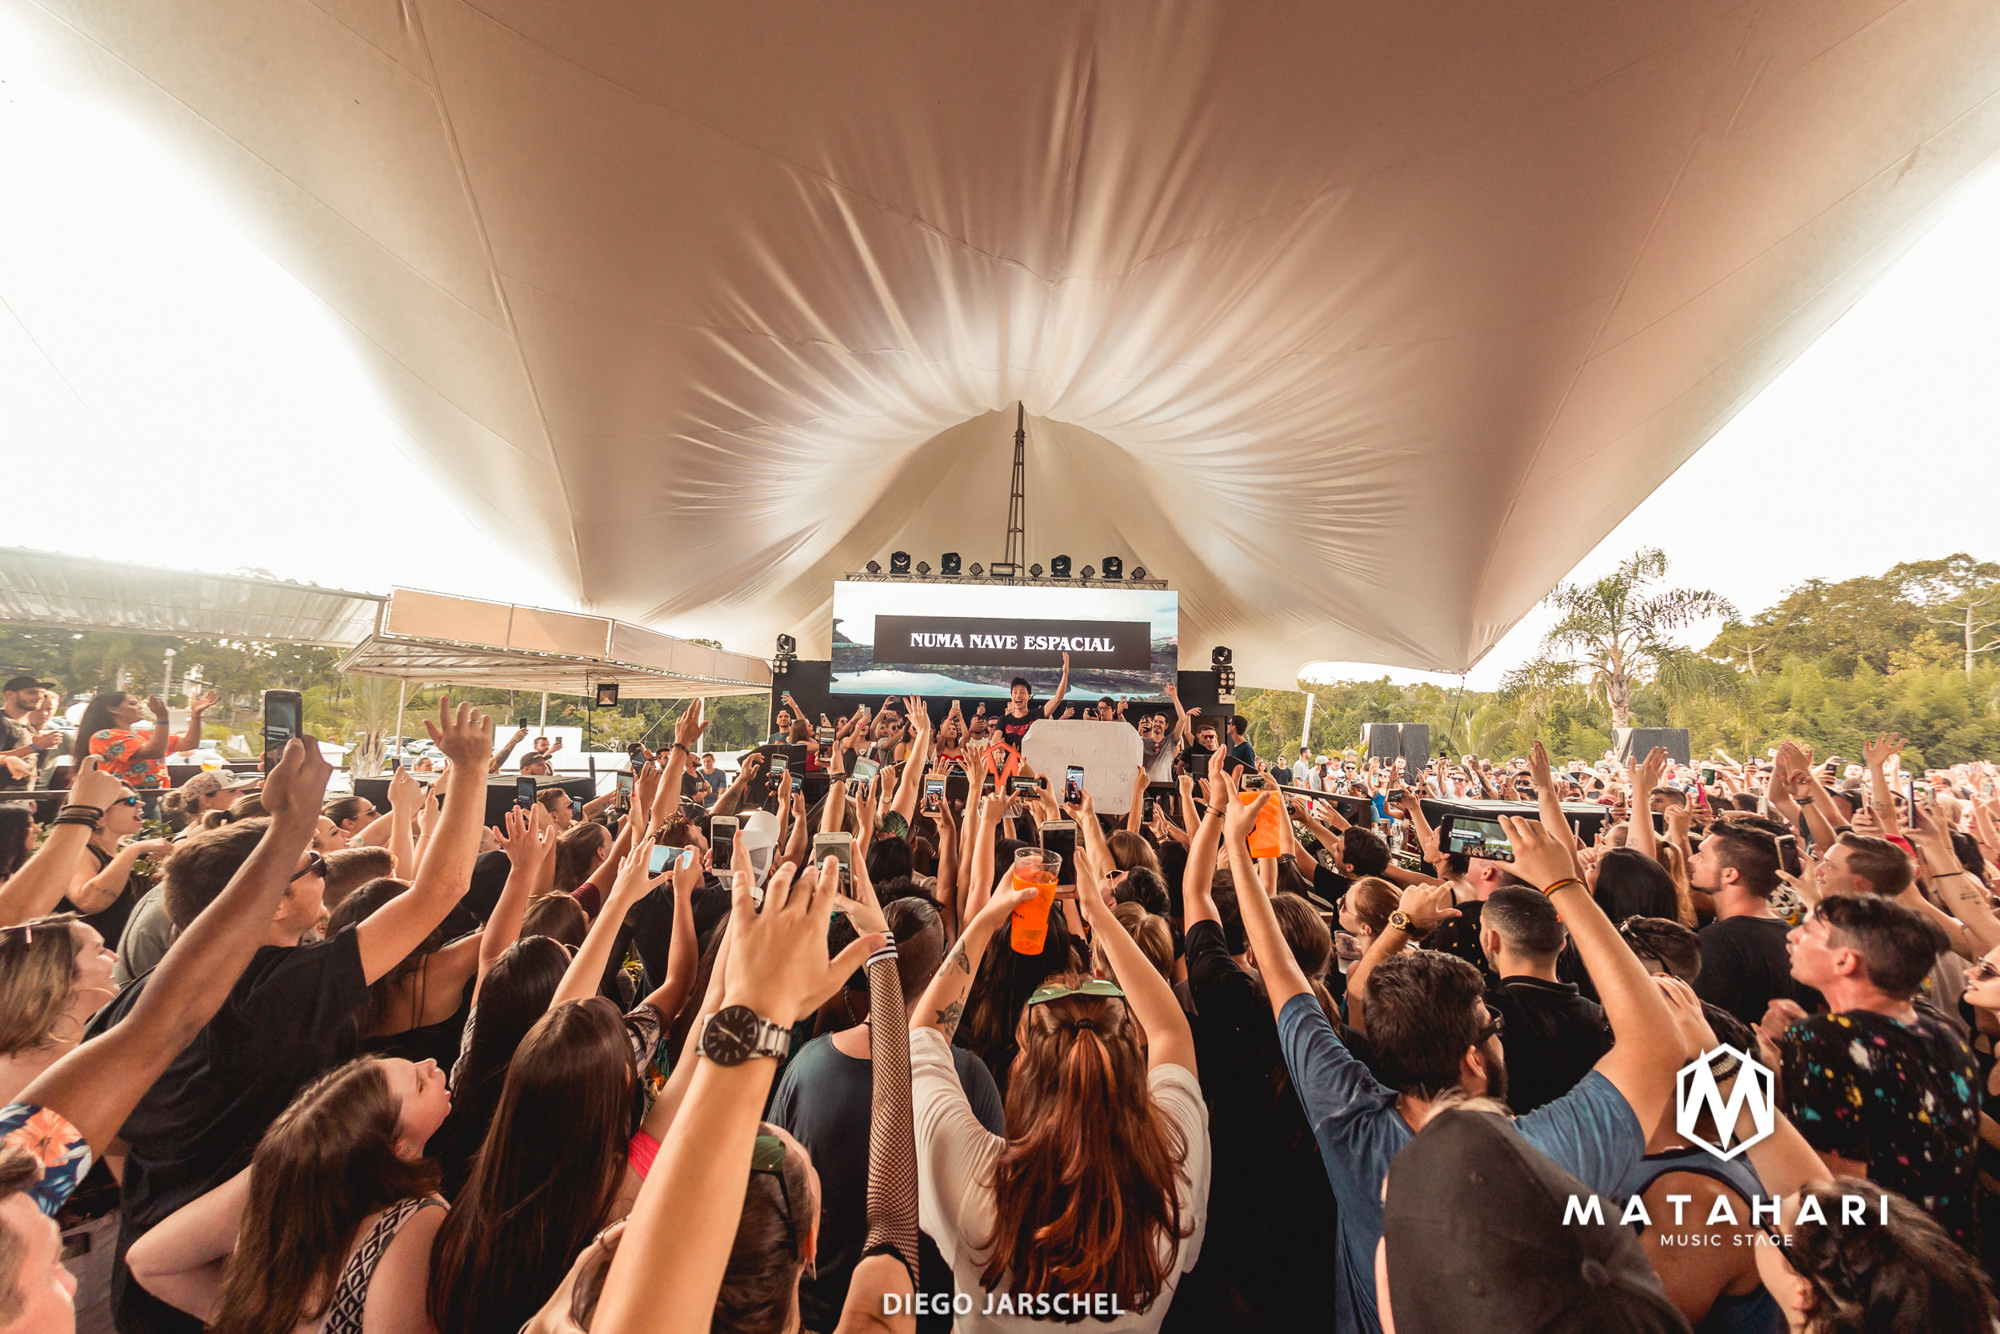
[290,852,327,883]
[1475,1010,1505,1044]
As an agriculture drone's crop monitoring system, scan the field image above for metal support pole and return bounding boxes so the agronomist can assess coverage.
[1301,692,1315,750]
[539,692,549,733]
[393,678,408,766]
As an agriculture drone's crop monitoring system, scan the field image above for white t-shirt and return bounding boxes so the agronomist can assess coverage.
[909,1026,1210,1332]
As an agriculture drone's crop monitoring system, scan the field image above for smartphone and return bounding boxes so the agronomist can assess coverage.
[647,843,676,875]
[1041,820,1078,886]
[923,777,944,813]
[517,717,529,729]
[389,755,403,772]
[571,798,584,821]
[812,831,854,890]
[1144,797,1157,824]
[617,771,635,807]
[981,774,996,794]
[711,815,739,871]
[516,776,537,810]
[1009,776,1041,796]
[769,753,790,778]
[817,725,835,749]
[1440,814,1514,863]
[262,689,303,770]
[850,756,879,785]
[1700,767,1716,785]
[1064,765,1085,805]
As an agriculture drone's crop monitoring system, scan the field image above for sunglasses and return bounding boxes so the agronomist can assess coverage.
[1970,959,2000,985]
[290,852,327,883]
[113,795,143,809]
[1475,1009,1505,1044]
[1026,979,1127,1008]
[749,1133,796,1232]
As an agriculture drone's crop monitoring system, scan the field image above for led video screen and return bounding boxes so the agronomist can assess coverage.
[830,581,1178,700]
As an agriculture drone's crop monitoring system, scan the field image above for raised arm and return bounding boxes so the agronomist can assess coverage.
[1079,856,1195,1073]
[1225,790,1311,1017]
[554,830,672,1009]
[474,807,554,1003]
[488,724,530,774]
[133,696,175,761]
[22,738,332,1155]
[888,697,931,824]
[1041,652,1072,718]
[912,875,1037,1041]
[1124,765,1148,835]
[384,766,422,880]
[591,860,880,1334]
[834,916,919,1334]
[1500,813,1685,1133]
[1863,732,1906,840]
[649,703,702,825]
[1625,747,1666,862]
[353,700,492,985]
[0,760,125,925]
[171,690,217,755]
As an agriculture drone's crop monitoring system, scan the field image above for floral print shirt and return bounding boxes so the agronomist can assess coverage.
[89,728,180,790]
[1778,1007,1981,1247]
[0,1102,94,1216]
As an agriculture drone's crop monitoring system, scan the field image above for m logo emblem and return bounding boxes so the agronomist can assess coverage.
[1675,1045,1776,1160]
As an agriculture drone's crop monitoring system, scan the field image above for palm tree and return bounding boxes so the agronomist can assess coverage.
[1536,549,1735,731]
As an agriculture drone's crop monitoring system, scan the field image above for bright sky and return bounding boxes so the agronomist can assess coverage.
[4,38,1998,686]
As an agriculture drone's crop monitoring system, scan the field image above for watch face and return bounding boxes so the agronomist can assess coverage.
[702,1005,760,1065]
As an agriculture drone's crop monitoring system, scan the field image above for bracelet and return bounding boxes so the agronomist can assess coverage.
[1540,877,1582,898]
[1707,1051,1744,1082]
[49,814,100,830]
[1932,869,1972,880]
[57,804,106,818]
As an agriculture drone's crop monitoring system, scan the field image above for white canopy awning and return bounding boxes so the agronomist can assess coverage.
[0,546,384,646]
[334,588,770,698]
[15,2,2000,681]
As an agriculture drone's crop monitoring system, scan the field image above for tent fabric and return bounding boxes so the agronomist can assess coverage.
[335,588,771,697]
[0,546,385,646]
[16,1,2000,683]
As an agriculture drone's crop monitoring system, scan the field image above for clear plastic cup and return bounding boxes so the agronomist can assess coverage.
[1009,847,1063,954]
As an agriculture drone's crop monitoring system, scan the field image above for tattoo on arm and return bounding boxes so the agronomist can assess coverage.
[951,945,971,975]
[932,999,965,1039]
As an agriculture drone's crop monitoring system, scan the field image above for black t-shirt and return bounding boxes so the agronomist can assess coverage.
[1593,872,1680,925]
[770,1031,1004,1334]
[1487,975,1611,1114]
[1178,919,1340,1328]
[630,880,733,989]
[0,714,33,792]
[1693,914,1823,1027]
[992,707,1036,751]
[106,925,369,1332]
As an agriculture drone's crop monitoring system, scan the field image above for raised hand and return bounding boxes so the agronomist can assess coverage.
[146,694,171,722]
[1495,814,1579,891]
[259,737,334,826]
[425,698,495,768]
[1222,784,1266,846]
[1527,739,1554,794]
[1396,879,1461,930]
[722,857,885,1023]
[387,766,423,814]
[188,689,219,714]
[1863,732,1905,771]
[674,698,708,751]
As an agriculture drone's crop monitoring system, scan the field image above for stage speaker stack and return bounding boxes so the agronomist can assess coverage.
[1615,727,1692,765]
[1359,723,1432,771]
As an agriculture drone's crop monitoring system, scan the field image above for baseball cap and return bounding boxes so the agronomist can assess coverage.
[1382,1109,1687,1333]
[3,676,50,695]
[180,770,263,800]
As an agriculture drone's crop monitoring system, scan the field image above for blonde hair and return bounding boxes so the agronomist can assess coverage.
[0,915,85,1055]
[1091,902,1174,986]
[1345,877,1400,936]
[1106,830,1162,878]
[1655,842,1699,928]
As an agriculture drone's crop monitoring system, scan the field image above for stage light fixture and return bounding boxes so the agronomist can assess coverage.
[988,561,1015,578]
[1080,564,1096,579]
[1101,557,1123,580]
[594,683,621,709]
[1050,555,1072,579]
[774,633,798,672]
[1211,646,1237,700]
[1130,565,1147,580]
[1211,645,1233,666]
[915,560,931,575]
[865,560,882,575]
[889,551,912,575]
[941,552,962,576]
[968,562,984,577]
[1029,562,1044,577]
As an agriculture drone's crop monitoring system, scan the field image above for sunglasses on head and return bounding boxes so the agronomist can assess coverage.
[290,852,327,883]
[749,1133,796,1230]
[1026,979,1126,1008]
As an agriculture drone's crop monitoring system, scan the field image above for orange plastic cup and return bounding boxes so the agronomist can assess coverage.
[1009,847,1063,955]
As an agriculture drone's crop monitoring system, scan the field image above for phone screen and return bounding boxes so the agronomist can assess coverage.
[617,771,635,802]
[647,844,676,875]
[711,817,738,870]
[768,753,790,778]
[1065,765,1085,804]
[1700,767,1716,785]
[572,798,584,820]
[812,833,853,889]
[1443,816,1513,863]
[516,777,537,809]
[850,756,879,785]
[923,777,944,812]
[263,690,302,769]
[1041,821,1078,886]
[1009,776,1039,796]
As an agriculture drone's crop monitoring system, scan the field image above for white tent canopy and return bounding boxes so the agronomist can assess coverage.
[14,1,2000,683]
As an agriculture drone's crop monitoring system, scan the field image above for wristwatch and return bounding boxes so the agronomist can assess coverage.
[696,1005,790,1065]
[1386,910,1431,939]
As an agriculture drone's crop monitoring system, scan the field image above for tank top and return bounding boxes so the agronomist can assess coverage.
[1616,1148,1783,1334]
[320,1197,444,1334]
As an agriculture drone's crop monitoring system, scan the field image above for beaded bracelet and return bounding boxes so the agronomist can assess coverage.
[1540,877,1582,898]
[48,814,100,830]
[57,804,105,819]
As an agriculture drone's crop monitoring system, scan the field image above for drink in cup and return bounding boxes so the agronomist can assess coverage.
[1010,847,1063,955]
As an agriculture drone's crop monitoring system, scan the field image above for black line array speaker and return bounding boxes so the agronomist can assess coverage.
[1615,727,1691,765]
[1359,723,1432,770]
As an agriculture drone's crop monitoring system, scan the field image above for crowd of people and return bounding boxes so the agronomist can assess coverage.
[3,666,2000,1332]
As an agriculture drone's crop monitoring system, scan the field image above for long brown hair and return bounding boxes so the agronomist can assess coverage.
[552,823,612,893]
[209,1059,439,1334]
[0,915,84,1055]
[980,972,1191,1313]
[427,998,635,1334]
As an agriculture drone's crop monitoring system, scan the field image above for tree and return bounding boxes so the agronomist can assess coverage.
[1535,549,1735,731]
[1891,555,2000,678]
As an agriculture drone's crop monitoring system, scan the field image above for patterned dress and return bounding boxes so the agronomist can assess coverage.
[89,728,180,790]
[1777,1007,1981,1247]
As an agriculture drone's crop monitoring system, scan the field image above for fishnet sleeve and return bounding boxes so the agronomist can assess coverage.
[861,946,920,1284]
